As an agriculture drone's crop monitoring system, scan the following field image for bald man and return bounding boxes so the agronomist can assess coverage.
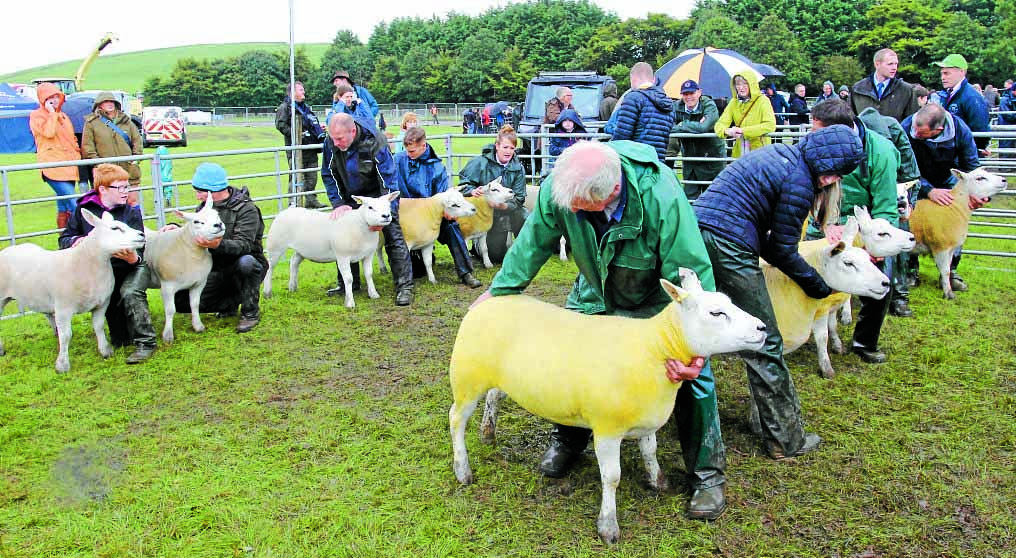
[474,140,729,520]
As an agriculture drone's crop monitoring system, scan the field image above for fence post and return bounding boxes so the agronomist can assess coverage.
[151,152,166,229]
[444,133,454,181]
[2,170,15,247]
[274,150,285,213]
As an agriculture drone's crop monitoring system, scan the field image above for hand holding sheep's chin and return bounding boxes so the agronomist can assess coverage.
[112,249,139,264]
[328,206,352,221]
[969,195,989,210]
[195,236,222,249]
[665,357,705,383]
[927,188,954,206]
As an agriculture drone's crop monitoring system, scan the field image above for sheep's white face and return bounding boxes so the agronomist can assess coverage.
[479,178,515,206]
[954,168,1007,200]
[662,270,767,357]
[850,208,915,258]
[352,192,398,228]
[81,209,146,253]
[818,242,890,299]
[177,199,225,242]
[437,189,478,219]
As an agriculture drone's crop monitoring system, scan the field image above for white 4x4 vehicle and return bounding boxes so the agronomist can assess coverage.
[142,106,187,147]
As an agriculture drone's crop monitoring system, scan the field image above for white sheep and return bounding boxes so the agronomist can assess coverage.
[763,234,891,379]
[143,199,226,343]
[909,168,1007,299]
[456,177,516,268]
[398,189,477,284]
[0,209,146,373]
[263,192,399,308]
[449,269,767,545]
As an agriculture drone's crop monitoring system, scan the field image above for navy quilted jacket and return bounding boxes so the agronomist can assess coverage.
[610,82,675,161]
[694,125,864,299]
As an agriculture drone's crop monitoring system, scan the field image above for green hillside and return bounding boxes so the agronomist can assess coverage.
[0,42,329,94]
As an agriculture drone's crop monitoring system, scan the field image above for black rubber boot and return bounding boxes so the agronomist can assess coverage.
[538,424,591,478]
[121,264,158,352]
[237,257,265,333]
[327,263,361,296]
[382,213,415,306]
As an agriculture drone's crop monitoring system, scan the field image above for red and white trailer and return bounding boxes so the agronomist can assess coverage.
[142,106,187,147]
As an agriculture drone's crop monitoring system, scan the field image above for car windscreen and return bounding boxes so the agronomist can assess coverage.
[525,84,601,122]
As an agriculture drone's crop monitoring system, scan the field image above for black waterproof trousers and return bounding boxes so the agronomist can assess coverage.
[175,255,267,320]
[107,263,157,350]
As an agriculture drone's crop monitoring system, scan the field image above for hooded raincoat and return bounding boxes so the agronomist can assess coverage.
[714,71,776,158]
[29,83,81,182]
[81,92,143,185]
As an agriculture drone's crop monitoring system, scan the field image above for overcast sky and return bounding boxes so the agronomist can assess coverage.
[2,0,696,75]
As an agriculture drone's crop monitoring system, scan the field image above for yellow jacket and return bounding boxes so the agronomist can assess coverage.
[715,70,776,158]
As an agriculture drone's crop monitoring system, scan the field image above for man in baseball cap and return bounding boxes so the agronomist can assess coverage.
[681,79,700,94]
[933,53,990,156]
[670,79,725,199]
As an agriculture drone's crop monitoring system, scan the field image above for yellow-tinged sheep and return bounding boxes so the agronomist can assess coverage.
[456,177,516,268]
[396,189,476,283]
[449,270,767,545]
[909,168,1007,299]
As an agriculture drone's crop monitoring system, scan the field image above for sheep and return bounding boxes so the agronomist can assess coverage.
[909,168,1007,299]
[763,234,891,379]
[143,199,226,343]
[262,192,399,309]
[456,177,517,268]
[397,189,477,284]
[448,269,767,545]
[0,209,146,373]
[523,184,568,261]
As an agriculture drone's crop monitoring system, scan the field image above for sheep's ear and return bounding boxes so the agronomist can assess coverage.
[385,191,400,202]
[897,180,916,198]
[852,205,871,222]
[173,209,191,221]
[80,208,101,228]
[950,168,964,181]
[842,216,859,244]
[351,195,365,206]
[677,268,703,291]
[661,278,690,303]
[101,211,114,224]
[489,176,502,188]
[201,198,215,212]
[828,241,847,258]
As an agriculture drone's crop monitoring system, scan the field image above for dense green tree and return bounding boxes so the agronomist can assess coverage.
[818,55,866,92]
[680,10,748,52]
[743,14,812,87]
[314,31,372,104]
[491,47,538,100]
[981,0,1016,86]
[927,12,989,85]
[449,30,505,102]
[849,0,951,83]
[571,14,692,73]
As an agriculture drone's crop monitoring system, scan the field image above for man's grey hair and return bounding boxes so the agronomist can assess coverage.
[550,142,621,209]
[329,112,355,130]
[556,86,572,99]
[874,48,896,64]
[630,62,655,87]
[914,103,947,130]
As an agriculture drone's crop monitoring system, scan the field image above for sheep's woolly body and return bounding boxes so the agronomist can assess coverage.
[456,198,494,240]
[910,179,970,254]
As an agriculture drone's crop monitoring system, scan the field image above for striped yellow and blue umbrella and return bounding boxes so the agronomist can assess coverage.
[656,47,764,99]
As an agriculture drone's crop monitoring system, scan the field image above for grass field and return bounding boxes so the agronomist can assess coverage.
[1,127,1015,556]
[0,43,330,94]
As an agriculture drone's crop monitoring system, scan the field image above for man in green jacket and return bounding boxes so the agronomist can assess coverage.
[81,91,143,200]
[808,99,901,363]
[667,80,726,200]
[474,140,728,520]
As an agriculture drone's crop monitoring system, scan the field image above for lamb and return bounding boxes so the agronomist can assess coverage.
[263,192,398,308]
[909,168,1007,299]
[0,209,146,373]
[143,199,226,343]
[763,233,891,379]
[448,269,767,544]
[455,177,516,268]
[397,189,477,284]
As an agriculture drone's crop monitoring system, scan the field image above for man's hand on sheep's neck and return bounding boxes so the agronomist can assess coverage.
[195,236,222,249]
[665,356,705,383]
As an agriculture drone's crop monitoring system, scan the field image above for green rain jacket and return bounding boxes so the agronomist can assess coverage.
[457,143,526,211]
[489,140,715,318]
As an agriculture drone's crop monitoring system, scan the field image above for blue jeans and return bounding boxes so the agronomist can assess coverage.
[43,177,77,212]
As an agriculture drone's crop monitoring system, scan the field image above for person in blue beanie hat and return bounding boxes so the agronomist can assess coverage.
[168,162,268,333]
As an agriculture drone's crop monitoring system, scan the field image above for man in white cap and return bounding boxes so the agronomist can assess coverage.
[933,53,991,157]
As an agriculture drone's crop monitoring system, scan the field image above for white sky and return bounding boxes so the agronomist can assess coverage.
[2,0,696,75]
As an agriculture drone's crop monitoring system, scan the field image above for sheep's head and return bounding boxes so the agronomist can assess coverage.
[852,206,915,258]
[81,209,146,254]
[352,192,399,229]
[661,269,766,358]
[173,199,225,242]
[476,177,516,207]
[437,189,477,220]
[817,241,890,299]
[952,168,1007,200]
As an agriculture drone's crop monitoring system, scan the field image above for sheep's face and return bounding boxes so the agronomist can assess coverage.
[661,270,766,357]
[437,189,478,220]
[81,209,146,253]
[480,178,516,207]
[953,168,1007,200]
[851,208,915,258]
[176,199,225,242]
[352,192,398,228]
[818,242,890,299]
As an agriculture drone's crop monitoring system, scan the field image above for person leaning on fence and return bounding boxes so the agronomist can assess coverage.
[816,81,837,104]
[81,91,143,206]
[331,84,374,124]
[998,82,1016,151]
[787,84,810,126]
[462,107,477,135]
[28,82,82,229]
[547,108,587,170]
[321,113,415,306]
[668,79,725,200]
[274,81,326,209]
[610,62,675,162]
[764,83,789,126]
[457,125,527,265]
[694,124,864,461]
[168,163,268,333]
[394,127,482,289]
[58,164,158,364]
[715,71,776,159]
[544,87,574,127]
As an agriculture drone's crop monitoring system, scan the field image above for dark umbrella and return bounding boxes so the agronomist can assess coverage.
[63,93,97,134]
[656,47,764,99]
[753,63,785,77]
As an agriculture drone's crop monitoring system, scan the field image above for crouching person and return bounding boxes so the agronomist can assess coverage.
[474,141,728,520]
[58,164,157,363]
[322,113,415,306]
[171,163,268,333]
[394,127,482,288]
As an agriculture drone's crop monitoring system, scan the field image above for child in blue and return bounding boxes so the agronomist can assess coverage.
[548,109,587,169]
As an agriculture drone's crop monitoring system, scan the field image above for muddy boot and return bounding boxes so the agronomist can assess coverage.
[326,263,361,296]
[122,268,157,363]
[126,344,156,365]
[56,211,72,229]
[538,424,591,478]
[236,256,264,333]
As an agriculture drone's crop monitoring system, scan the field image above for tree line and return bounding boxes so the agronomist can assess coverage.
[143,0,1016,107]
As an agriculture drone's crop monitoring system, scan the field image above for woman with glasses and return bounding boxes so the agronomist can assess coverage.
[58,163,158,365]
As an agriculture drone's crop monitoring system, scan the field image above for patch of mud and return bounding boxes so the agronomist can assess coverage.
[50,440,127,504]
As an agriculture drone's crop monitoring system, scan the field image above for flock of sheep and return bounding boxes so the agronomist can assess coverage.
[0,167,1007,543]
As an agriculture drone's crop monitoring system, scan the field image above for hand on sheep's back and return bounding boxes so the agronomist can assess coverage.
[665,356,704,383]
[328,206,353,221]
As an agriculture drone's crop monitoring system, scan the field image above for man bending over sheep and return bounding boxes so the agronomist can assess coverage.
[322,113,415,306]
[693,125,864,460]
[393,127,481,288]
[473,140,728,520]
[59,164,158,364]
[169,163,268,333]
[901,103,982,292]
